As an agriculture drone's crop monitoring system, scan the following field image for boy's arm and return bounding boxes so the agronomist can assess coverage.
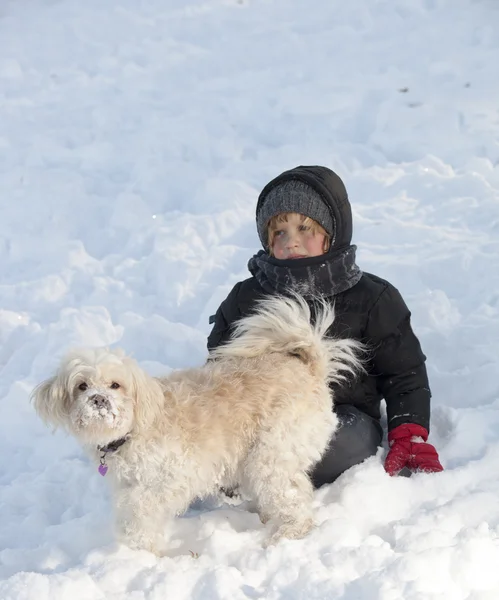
[367,285,443,475]
[366,284,431,432]
[207,282,243,351]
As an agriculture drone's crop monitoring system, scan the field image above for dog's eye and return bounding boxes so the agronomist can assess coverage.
[78,382,88,391]
[110,382,120,389]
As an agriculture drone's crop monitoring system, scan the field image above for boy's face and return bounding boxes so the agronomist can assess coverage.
[270,213,327,260]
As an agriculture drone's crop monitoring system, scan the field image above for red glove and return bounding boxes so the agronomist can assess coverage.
[384,423,443,476]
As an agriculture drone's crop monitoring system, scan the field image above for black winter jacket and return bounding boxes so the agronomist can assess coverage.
[207,273,431,433]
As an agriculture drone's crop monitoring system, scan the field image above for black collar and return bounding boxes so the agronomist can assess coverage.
[98,434,130,455]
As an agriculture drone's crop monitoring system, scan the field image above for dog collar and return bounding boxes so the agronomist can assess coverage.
[97,434,130,476]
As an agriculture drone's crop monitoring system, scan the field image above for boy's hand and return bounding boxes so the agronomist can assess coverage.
[384,423,443,476]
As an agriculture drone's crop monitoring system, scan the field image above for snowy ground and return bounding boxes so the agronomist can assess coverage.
[1,0,499,598]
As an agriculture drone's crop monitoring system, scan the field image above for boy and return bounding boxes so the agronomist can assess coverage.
[208,165,443,485]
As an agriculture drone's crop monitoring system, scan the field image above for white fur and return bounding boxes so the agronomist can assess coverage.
[32,295,363,555]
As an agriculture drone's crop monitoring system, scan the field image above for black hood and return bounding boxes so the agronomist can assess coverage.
[256,165,353,249]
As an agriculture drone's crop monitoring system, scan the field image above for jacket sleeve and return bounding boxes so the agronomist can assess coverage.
[207,282,243,352]
[366,284,431,432]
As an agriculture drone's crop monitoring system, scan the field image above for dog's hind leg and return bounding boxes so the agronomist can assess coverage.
[242,442,316,546]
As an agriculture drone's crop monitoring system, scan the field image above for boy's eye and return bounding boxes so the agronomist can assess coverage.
[275,230,285,237]
[78,382,88,391]
[110,382,120,390]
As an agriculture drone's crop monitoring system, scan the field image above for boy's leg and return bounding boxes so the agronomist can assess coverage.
[311,405,382,488]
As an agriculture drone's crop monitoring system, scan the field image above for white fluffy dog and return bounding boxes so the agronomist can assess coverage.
[32,295,362,555]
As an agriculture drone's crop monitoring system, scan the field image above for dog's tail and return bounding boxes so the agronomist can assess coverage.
[209,294,364,385]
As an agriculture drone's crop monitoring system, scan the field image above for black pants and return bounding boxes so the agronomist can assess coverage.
[311,404,383,488]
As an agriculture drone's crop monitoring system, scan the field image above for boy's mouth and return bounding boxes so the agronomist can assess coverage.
[287,254,307,259]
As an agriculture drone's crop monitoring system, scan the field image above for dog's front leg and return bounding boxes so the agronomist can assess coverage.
[114,484,190,556]
[115,497,167,555]
[114,486,170,555]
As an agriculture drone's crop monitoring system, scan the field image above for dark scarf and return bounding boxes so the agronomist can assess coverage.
[247,245,362,297]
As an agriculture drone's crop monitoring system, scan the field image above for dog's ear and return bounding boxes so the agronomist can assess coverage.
[124,358,164,430]
[31,375,70,429]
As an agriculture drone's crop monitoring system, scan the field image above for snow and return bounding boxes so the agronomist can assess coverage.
[1,0,499,597]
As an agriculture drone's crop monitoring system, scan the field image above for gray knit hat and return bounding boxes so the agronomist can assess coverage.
[256,179,334,249]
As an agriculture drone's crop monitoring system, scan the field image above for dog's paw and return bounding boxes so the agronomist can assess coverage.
[119,533,166,556]
[264,518,314,547]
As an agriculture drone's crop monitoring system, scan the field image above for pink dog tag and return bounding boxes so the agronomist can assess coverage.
[98,464,108,476]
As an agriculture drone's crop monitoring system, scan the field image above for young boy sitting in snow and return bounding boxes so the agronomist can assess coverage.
[208,165,443,484]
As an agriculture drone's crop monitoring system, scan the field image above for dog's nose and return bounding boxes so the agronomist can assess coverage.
[90,394,109,409]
